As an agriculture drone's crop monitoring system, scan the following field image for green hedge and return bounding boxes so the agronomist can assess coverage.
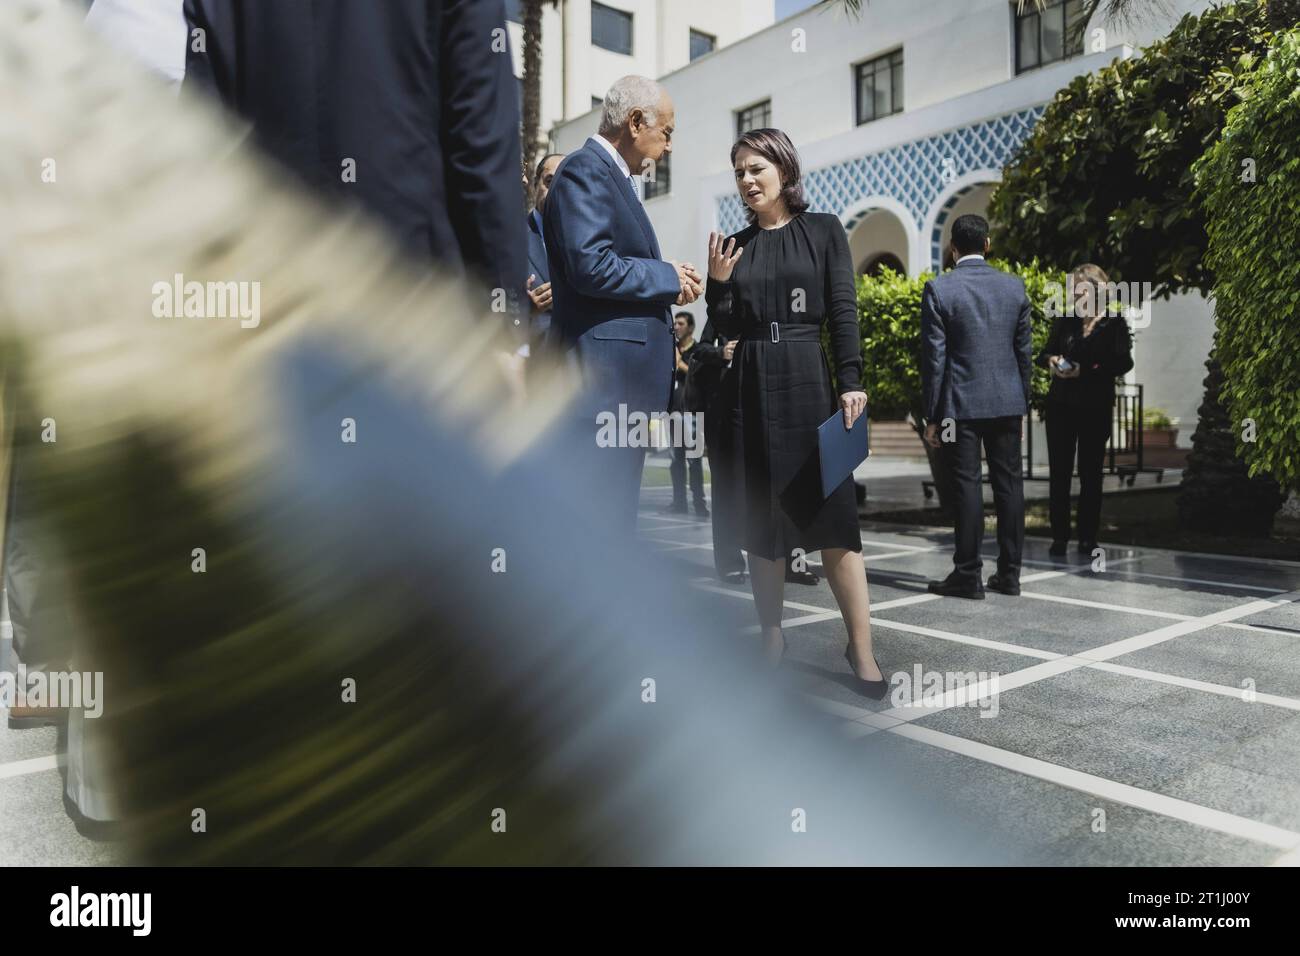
[1194,29,1300,487]
[989,2,1274,296]
[853,260,1066,425]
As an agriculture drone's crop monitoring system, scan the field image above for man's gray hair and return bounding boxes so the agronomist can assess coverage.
[598,75,666,136]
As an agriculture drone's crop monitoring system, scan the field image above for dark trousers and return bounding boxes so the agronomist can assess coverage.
[944,416,1024,585]
[704,412,745,577]
[669,415,705,507]
[1046,403,1112,544]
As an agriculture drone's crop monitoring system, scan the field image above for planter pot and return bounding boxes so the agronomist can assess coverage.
[1126,427,1179,449]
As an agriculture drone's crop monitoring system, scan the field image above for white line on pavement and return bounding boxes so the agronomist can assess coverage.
[0,754,60,781]
[887,723,1300,852]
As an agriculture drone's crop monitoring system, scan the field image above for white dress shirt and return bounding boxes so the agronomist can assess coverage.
[955,254,986,266]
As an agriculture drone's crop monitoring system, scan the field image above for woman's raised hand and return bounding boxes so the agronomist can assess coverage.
[708,231,744,282]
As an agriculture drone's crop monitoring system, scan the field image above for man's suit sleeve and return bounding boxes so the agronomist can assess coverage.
[1015,283,1033,410]
[442,0,527,336]
[919,280,947,423]
[546,164,680,304]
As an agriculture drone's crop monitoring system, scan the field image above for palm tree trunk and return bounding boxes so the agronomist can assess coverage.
[520,1,544,206]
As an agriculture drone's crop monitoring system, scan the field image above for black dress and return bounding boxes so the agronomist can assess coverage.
[705,212,863,561]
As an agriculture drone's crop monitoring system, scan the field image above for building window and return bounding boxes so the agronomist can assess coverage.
[1015,0,1086,74]
[643,152,671,200]
[855,50,903,126]
[689,29,716,62]
[591,2,633,55]
[505,0,523,24]
[735,99,771,137]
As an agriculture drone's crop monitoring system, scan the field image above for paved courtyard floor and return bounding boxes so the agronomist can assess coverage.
[638,494,1300,866]
[3,490,1298,866]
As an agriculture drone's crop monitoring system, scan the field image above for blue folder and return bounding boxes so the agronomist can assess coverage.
[817,408,870,499]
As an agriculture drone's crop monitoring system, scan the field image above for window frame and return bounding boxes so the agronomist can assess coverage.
[689,28,717,62]
[642,150,671,201]
[735,99,772,138]
[853,49,904,127]
[1013,0,1087,75]
[591,1,634,56]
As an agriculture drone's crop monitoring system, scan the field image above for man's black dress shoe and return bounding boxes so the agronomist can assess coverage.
[1049,539,1068,557]
[785,568,819,586]
[720,571,748,585]
[986,573,1020,596]
[844,647,889,700]
[927,578,986,600]
[1078,540,1098,555]
[694,503,710,518]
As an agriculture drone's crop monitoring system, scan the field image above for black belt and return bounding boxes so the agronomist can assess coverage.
[739,323,823,344]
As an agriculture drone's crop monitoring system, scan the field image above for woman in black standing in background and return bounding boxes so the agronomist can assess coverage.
[1037,263,1135,557]
[705,128,884,697]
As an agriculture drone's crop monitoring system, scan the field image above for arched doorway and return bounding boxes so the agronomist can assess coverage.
[924,172,1001,270]
[861,252,906,277]
[844,203,913,278]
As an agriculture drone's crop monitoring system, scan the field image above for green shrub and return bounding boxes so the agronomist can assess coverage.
[1194,29,1300,488]
[989,2,1274,295]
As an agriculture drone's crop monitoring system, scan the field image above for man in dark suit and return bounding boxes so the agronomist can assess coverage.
[544,75,702,529]
[525,153,564,352]
[182,0,526,341]
[921,215,1033,599]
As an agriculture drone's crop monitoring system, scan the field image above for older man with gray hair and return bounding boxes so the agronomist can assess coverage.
[543,75,703,531]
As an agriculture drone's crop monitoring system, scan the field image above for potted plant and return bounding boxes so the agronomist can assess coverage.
[1136,407,1180,448]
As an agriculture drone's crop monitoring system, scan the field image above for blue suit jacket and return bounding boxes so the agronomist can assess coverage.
[526,208,552,340]
[542,139,681,417]
[183,0,526,340]
[920,258,1033,423]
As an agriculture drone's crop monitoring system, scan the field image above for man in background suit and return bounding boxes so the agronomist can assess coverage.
[182,0,526,342]
[525,153,564,354]
[921,214,1032,599]
[543,75,702,529]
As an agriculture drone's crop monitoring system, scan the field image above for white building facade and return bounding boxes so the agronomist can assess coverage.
[506,0,777,144]
[551,0,1217,442]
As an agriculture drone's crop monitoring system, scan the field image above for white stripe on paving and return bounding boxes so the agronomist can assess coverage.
[742,610,841,634]
[1099,569,1288,594]
[1079,592,1300,663]
[0,755,60,780]
[871,617,1063,661]
[879,657,1083,722]
[1222,620,1300,639]
[1086,661,1300,712]
[887,723,1300,852]
[1020,590,1192,621]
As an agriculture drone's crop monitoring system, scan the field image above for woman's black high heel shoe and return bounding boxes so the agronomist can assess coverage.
[844,647,889,700]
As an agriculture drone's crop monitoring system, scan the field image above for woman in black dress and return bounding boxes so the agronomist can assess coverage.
[705,128,884,696]
[1036,263,1134,556]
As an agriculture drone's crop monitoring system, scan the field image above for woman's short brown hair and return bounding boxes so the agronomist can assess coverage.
[730,128,809,224]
